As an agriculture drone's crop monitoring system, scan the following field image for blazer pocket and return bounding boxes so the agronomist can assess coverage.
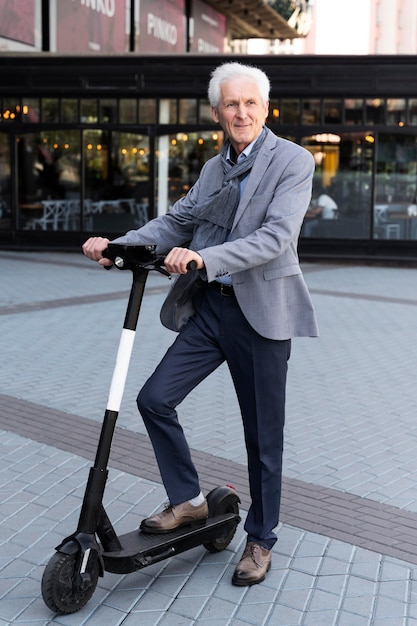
[263,264,302,280]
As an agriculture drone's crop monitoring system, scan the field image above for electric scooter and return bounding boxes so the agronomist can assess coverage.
[41,243,241,615]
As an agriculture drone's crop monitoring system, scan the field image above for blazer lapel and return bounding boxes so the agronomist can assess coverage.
[232,130,278,229]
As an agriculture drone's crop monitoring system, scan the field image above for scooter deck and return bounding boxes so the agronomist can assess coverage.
[102,512,240,574]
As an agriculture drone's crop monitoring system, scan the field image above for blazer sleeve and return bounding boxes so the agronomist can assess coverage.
[112,160,219,253]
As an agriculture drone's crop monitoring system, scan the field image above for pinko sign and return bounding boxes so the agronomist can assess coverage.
[54,0,126,53]
[138,0,186,53]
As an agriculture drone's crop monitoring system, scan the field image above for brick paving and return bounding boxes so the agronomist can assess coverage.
[1,251,417,625]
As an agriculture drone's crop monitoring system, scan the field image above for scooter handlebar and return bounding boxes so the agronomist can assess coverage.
[102,243,198,274]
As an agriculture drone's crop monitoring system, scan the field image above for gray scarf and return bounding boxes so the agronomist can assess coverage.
[189,126,268,251]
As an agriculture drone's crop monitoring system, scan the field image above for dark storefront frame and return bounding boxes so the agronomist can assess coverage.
[1,53,417,261]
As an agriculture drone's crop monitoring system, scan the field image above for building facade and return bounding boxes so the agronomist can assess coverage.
[0,3,417,260]
[1,54,417,261]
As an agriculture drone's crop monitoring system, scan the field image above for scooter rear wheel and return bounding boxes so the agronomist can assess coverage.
[41,551,99,614]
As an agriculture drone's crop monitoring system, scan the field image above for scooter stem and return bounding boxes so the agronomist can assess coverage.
[78,268,148,533]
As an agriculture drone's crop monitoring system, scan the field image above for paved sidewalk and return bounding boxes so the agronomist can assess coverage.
[1,250,417,625]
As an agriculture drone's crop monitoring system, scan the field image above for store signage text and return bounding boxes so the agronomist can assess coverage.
[79,0,115,18]
[147,13,178,45]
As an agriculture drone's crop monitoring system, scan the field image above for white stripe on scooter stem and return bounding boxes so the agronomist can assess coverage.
[107,328,136,412]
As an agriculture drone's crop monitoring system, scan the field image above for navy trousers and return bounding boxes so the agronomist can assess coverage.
[137,284,291,549]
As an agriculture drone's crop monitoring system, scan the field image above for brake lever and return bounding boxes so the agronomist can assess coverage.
[154,258,197,278]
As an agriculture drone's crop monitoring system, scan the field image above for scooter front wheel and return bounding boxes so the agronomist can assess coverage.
[41,551,99,614]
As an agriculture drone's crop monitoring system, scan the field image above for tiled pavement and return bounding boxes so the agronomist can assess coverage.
[1,250,417,625]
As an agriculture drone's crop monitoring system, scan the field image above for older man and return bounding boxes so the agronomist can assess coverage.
[82,61,318,586]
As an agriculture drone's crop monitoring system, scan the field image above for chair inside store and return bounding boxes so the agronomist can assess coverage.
[30,200,68,231]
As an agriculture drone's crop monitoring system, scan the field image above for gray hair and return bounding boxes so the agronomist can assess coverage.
[208,62,270,109]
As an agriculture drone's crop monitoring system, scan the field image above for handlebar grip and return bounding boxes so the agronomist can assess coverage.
[102,247,114,269]
[186,260,197,271]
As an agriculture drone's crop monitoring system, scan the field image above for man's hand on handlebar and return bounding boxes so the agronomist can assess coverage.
[82,240,204,274]
[163,248,204,274]
[82,237,112,267]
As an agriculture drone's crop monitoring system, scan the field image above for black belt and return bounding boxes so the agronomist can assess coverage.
[210,281,235,296]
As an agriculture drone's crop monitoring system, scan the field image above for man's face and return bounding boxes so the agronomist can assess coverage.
[211,76,269,156]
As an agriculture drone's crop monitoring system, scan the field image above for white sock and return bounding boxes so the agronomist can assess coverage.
[188,491,205,506]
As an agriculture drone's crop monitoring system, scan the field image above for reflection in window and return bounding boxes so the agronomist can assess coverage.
[199,99,212,124]
[61,99,78,123]
[323,99,341,124]
[139,99,156,124]
[302,99,321,124]
[120,99,137,124]
[344,99,363,125]
[42,99,59,123]
[179,99,197,124]
[301,133,373,239]
[386,99,406,126]
[81,99,98,124]
[408,99,417,125]
[365,99,385,124]
[281,99,299,124]
[99,99,117,123]
[21,99,40,123]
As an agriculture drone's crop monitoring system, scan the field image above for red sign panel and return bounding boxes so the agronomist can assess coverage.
[0,0,35,46]
[55,0,126,53]
[190,0,225,53]
[138,0,185,53]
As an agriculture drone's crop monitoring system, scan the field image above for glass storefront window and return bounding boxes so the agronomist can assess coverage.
[61,99,78,123]
[81,99,98,124]
[2,84,416,250]
[366,99,385,124]
[301,132,373,239]
[179,99,197,124]
[344,99,364,125]
[302,99,321,124]
[99,99,117,123]
[408,99,417,126]
[42,99,59,123]
[159,99,178,124]
[199,99,213,124]
[120,99,137,124]
[2,99,20,123]
[0,133,11,230]
[139,99,156,124]
[267,99,280,125]
[156,130,223,216]
[323,99,342,124]
[17,130,81,230]
[386,99,406,126]
[21,99,40,123]
[374,134,417,240]
[281,99,299,124]
[84,130,149,232]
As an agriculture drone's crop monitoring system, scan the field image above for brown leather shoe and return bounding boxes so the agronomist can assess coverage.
[140,499,208,534]
[232,542,272,586]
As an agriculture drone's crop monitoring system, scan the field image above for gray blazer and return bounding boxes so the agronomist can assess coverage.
[115,129,319,340]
